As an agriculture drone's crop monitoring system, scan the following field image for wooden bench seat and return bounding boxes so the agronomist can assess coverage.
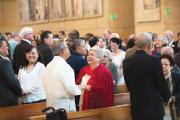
[117,84,129,93]
[0,102,46,120]
[114,93,130,106]
[28,104,131,120]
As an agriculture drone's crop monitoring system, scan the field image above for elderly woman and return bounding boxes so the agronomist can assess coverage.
[76,47,114,110]
[161,54,180,120]
[42,40,81,112]
[161,46,180,74]
[102,49,118,94]
[152,35,168,57]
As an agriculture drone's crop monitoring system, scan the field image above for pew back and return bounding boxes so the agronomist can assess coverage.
[0,92,130,120]
[0,102,46,120]
[114,93,130,106]
[28,104,131,120]
[117,84,128,93]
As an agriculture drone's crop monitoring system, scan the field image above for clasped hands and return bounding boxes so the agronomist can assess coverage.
[78,85,91,91]
[168,96,175,105]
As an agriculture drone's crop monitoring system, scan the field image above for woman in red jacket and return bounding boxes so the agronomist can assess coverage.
[76,47,114,110]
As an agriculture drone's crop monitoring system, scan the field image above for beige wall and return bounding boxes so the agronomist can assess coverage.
[109,0,134,39]
[0,0,134,39]
[134,0,180,39]
[0,0,2,32]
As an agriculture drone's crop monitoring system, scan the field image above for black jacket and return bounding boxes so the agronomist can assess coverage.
[174,51,180,68]
[123,50,170,119]
[38,43,53,66]
[66,51,87,79]
[170,72,180,115]
[0,56,22,106]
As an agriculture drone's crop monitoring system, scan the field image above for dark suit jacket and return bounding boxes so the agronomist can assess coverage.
[38,43,53,66]
[172,40,180,54]
[123,50,170,119]
[12,40,31,74]
[0,56,22,106]
[66,51,87,79]
[174,51,180,68]
[171,72,180,115]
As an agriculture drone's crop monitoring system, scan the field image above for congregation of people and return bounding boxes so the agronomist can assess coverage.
[0,27,180,120]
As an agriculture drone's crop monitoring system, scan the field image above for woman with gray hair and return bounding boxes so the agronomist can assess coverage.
[42,40,81,111]
[76,46,114,110]
[152,35,168,57]
[161,46,180,74]
[102,49,118,94]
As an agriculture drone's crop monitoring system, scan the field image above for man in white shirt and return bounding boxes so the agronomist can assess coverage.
[42,40,81,112]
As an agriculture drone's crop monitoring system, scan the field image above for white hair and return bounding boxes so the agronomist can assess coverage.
[156,35,168,46]
[164,30,173,37]
[52,40,68,56]
[164,30,173,43]
[103,49,113,61]
[110,33,120,39]
[19,27,33,38]
[136,32,152,49]
[161,46,174,57]
[90,46,104,59]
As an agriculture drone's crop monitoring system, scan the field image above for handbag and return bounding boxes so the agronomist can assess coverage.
[42,107,68,120]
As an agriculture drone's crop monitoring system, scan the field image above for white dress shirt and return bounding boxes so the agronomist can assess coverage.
[42,56,81,111]
[17,62,46,103]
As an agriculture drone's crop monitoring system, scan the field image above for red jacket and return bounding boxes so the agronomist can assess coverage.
[76,64,114,110]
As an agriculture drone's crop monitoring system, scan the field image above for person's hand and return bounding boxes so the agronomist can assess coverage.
[78,85,85,90]
[85,85,91,91]
[168,97,174,104]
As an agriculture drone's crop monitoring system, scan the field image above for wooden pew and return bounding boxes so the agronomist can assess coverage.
[117,84,129,93]
[28,104,131,120]
[114,93,130,106]
[0,92,130,120]
[0,93,130,120]
[0,102,46,120]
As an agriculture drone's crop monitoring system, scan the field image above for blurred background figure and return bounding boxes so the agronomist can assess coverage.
[172,32,180,54]
[13,27,34,74]
[38,30,54,66]
[164,30,174,47]
[102,49,118,94]
[152,35,168,57]
[58,30,67,41]
[110,37,126,84]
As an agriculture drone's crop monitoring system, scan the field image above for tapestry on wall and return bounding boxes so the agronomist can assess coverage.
[19,0,48,24]
[19,0,103,24]
[135,0,160,22]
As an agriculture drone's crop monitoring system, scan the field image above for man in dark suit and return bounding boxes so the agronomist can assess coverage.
[12,27,34,74]
[172,32,180,54]
[66,39,87,111]
[0,38,22,106]
[123,32,170,120]
[67,39,87,79]
[38,30,53,66]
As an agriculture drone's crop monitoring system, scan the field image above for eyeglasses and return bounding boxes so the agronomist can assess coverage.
[162,63,170,67]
